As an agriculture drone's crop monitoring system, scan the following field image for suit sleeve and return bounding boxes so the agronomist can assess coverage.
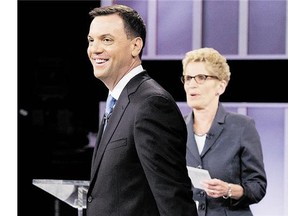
[231,118,267,207]
[134,95,197,215]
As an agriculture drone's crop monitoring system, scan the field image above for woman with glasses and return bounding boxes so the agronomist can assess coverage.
[182,47,267,216]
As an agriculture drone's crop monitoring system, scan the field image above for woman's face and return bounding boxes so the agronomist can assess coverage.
[183,62,225,110]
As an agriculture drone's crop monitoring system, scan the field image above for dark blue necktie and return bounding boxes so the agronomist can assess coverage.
[104,94,116,129]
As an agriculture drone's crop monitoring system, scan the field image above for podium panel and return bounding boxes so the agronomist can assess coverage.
[33,179,89,216]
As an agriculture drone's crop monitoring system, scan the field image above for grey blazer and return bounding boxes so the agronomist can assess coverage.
[87,71,198,216]
[185,103,267,216]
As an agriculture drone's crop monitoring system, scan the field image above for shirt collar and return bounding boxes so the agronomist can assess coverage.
[109,65,144,100]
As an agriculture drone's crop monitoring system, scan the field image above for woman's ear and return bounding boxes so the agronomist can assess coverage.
[217,80,227,96]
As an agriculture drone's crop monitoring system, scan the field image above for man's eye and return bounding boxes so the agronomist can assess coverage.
[103,38,113,45]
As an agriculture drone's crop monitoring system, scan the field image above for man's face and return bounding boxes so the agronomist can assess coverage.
[87,14,137,89]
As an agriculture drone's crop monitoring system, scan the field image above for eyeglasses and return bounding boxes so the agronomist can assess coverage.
[180,74,219,84]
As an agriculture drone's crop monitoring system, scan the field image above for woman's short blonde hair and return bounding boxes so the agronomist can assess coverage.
[182,47,231,83]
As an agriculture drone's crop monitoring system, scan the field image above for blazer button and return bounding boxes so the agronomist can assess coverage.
[200,191,205,196]
[199,203,205,210]
[87,196,93,203]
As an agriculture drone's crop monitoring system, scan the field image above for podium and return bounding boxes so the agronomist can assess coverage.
[33,179,90,216]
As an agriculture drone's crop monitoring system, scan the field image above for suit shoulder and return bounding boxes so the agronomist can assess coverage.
[225,111,255,125]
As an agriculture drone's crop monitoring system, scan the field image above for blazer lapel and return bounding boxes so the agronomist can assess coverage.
[200,104,226,157]
[200,125,223,157]
[90,117,105,177]
[185,103,228,163]
[90,71,149,181]
[185,113,202,166]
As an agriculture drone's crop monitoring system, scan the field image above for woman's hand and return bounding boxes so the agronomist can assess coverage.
[201,178,244,199]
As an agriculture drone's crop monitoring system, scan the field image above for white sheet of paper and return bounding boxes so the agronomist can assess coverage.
[187,166,211,189]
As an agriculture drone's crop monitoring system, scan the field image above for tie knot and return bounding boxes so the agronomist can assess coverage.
[105,95,116,115]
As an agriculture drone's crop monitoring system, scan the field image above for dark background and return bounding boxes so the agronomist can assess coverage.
[18,1,287,216]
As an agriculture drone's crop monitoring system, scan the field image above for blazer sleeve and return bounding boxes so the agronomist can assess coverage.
[231,117,267,207]
[133,95,196,215]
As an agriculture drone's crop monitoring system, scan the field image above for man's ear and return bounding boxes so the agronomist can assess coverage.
[131,37,143,57]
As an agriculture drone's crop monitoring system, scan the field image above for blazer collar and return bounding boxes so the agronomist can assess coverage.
[91,71,149,179]
[186,103,227,164]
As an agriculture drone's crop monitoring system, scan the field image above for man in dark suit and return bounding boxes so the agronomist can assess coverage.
[86,4,198,216]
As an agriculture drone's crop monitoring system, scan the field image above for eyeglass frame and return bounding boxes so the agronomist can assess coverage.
[180,74,219,84]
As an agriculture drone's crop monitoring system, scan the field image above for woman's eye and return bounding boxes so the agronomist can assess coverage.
[197,75,205,80]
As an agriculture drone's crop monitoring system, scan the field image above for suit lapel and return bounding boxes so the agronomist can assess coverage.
[90,71,149,181]
[186,103,227,163]
[90,117,105,177]
[185,113,202,165]
[200,126,223,157]
[200,104,226,157]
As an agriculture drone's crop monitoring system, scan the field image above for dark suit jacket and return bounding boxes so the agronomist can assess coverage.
[185,103,267,216]
[87,71,198,216]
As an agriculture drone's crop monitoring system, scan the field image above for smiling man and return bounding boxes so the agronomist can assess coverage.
[86,4,198,216]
